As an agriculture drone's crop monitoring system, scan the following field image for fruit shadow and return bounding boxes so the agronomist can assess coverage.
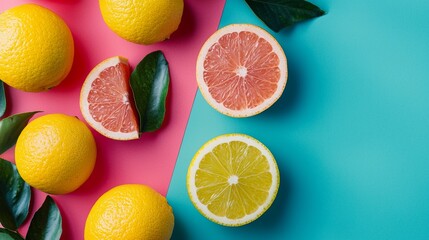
[170,168,293,239]
[56,134,111,240]
[38,0,83,4]
[51,29,90,93]
[55,199,75,240]
[262,53,303,118]
[243,164,293,231]
[168,0,196,42]
[170,216,190,240]
[68,134,111,196]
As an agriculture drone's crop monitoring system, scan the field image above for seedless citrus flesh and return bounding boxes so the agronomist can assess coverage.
[196,24,288,117]
[187,134,280,226]
[80,56,139,140]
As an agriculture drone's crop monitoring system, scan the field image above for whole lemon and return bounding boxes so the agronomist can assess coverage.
[85,184,174,240]
[15,114,96,195]
[99,0,184,45]
[0,4,74,92]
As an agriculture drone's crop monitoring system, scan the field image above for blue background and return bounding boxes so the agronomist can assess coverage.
[167,0,429,239]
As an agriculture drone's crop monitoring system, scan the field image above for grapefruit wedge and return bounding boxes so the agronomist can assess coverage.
[196,24,288,117]
[80,56,139,140]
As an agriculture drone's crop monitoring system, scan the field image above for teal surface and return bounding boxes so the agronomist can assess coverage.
[167,0,429,239]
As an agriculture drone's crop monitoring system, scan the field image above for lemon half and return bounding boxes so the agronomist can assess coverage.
[187,133,280,226]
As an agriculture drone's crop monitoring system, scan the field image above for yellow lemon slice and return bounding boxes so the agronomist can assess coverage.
[187,133,280,226]
[196,24,288,117]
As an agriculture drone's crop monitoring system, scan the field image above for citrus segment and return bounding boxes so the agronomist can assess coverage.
[196,24,288,117]
[187,134,280,226]
[80,56,139,140]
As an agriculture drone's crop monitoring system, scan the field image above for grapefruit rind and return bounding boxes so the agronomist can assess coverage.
[80,56,139,141]
[196,24,288,118]
[186,133,280,226]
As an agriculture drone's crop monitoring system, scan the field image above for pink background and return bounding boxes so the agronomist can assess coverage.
[0,0,225,239]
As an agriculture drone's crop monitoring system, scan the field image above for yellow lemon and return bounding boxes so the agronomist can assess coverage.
[99,0,184,45]
[0,4,74,92]
[187,133,280,226]
[15,114,96,195]
[85,184,174,240]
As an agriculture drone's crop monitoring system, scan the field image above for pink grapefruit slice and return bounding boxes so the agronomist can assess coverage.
[80,56,139,140]
[196,24,288,117]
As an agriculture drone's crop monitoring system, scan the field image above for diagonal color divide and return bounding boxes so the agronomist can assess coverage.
[0,0,227,239]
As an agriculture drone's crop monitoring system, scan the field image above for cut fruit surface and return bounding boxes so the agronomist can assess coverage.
[187,134,280,226]
[196,24,288,117]
[80,56,139,140]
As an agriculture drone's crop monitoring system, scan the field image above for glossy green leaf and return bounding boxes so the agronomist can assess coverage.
[0,111,40,154]
[245,0,326,32]
[0,229,24,240]
[0,158,31,231]
[0,81,5,118]
[130,50,170,133]
[26,196,62,240]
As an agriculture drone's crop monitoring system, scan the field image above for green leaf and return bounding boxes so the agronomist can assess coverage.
[0,229,24,240]
[245,0,326,32]
[26,196,62,240]
[0,111,40,154]
[0,158,31,231]
[130,50,170,133]
[0,81,6,118]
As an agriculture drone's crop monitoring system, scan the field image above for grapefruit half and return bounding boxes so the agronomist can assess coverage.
[196,24,288,117]
[187,133,280,226]
[80,56,139,140]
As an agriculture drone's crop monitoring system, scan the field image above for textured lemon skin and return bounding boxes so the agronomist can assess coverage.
[85,184,174,240]
[15,114,96,195]
[99,0,184,45]
[0,4,74,92]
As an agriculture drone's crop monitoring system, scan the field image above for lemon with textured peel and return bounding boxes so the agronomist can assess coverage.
[15,114,96,195]
[85,184,174,240]
[0,4,74,92]
[187,133,280,226]
[99,0,184,45]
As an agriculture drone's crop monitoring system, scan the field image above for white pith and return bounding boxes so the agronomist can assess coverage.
[228,175,239,185]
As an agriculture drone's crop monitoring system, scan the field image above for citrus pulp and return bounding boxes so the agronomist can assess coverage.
[187,133,280,226]
[196,24,288,117]
[80,56,139,140]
